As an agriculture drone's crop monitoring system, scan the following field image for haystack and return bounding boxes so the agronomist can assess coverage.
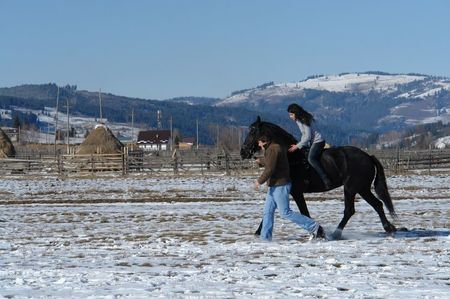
[76,124,123,155]
[0,128,15,158]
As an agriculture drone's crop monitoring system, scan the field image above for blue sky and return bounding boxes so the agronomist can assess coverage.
[1,0,450,100]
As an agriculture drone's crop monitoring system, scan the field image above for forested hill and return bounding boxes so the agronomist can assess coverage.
[2,71,450,148]
[0,83,284,145]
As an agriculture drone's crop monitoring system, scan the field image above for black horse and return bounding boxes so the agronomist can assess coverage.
[240,116,398,239]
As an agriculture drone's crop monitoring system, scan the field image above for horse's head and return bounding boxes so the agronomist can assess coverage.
[241,116,299,160]
[240,116,265,159]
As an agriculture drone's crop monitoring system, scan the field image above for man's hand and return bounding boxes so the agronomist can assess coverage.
[254,181,261,191]
[288,144,298,153]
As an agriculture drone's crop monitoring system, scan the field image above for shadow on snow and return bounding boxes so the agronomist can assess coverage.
[329,228,450,241]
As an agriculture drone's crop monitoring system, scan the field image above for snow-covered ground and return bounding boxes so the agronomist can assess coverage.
[0,174,449,298]
[435,136,450,149]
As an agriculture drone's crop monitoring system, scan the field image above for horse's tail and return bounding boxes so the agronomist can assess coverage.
[371,155,397,219]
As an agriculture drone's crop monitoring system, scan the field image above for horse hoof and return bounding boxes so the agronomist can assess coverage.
[384,224,397,233]
[398,227,409,232]
[330,230,343,240]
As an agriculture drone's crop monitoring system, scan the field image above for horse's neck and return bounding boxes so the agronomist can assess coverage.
[264,122,297,146]
[280,133,297,147]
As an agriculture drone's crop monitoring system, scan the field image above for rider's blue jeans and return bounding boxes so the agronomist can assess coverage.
[260,183,318,241]
[308,141,329,182]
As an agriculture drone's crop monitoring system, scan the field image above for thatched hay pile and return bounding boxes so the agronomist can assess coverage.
[76,124,123,155]
[0,128,15,158]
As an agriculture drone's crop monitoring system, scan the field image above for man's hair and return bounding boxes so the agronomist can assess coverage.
[258,134,271,143]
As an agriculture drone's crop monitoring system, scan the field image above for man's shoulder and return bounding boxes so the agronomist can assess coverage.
[267,142,283,151]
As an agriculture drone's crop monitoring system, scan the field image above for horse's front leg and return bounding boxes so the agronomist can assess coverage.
[291,181,311,218]
[331,188,356,240]
[255,221,262,236]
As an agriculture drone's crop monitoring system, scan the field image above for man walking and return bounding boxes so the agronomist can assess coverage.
[254,134,326,241]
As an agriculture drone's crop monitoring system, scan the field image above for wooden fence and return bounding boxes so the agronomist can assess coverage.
[368,148,450,174]
[0,150,259,176]
[2,148,450,176]
[0,157,57,175]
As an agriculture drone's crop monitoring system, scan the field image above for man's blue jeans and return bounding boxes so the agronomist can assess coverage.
[260,183,318,241]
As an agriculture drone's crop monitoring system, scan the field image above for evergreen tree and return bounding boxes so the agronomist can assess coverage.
[13,115,21,128]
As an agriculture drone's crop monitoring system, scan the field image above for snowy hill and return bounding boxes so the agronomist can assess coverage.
[214,72,450,137]
[217,72,450,107]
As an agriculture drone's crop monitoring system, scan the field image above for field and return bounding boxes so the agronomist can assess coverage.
[0,174,449,298]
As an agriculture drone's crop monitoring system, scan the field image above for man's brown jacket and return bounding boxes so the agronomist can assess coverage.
[257,141,291,187]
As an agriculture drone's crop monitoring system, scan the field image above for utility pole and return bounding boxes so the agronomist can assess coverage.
[169,116,173,151]
[196,118,199,150]
[238,126,242,150]
[46,122,49,144]
[66,98,70,154]
[131,108,135,142]
[54,86,59,155]
[98,89,103,122]
[216,124,219,151]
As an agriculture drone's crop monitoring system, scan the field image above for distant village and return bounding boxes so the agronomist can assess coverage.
[0,107,199,158]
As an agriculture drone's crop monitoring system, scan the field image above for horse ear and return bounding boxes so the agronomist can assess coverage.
[256,116,261,123]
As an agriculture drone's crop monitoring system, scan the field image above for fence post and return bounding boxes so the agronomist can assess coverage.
[172,149,178,175]
[395,147,400,174]
[225,151,230,175]
[122,147,127,176]
[57,154,61,176]
[428,145,432,175]
[200,154,204,175]
[173,155,178,174]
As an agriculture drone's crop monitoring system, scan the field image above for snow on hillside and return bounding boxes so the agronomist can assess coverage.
[10,106,140,143]
[435,136,450,149]
[217,73,450,107]
[218,73,423,106]
[379,98,450,128]
[284,73,425,93]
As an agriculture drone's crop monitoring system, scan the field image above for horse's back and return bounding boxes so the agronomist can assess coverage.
[321,145,376,181]
[323,145,372,162]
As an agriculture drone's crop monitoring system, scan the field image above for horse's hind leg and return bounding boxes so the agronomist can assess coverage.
[359,189,397,233]
[332,188,357,240]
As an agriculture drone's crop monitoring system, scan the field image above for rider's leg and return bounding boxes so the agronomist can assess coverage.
[308,141,332,189]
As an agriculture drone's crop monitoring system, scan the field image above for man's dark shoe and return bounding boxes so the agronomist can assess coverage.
[309,225,327,241]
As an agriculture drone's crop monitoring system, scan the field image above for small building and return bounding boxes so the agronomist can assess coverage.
[137,130,171,151]
[178,137,195,150]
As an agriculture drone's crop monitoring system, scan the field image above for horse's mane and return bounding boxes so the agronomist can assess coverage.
[260,121,297,146]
